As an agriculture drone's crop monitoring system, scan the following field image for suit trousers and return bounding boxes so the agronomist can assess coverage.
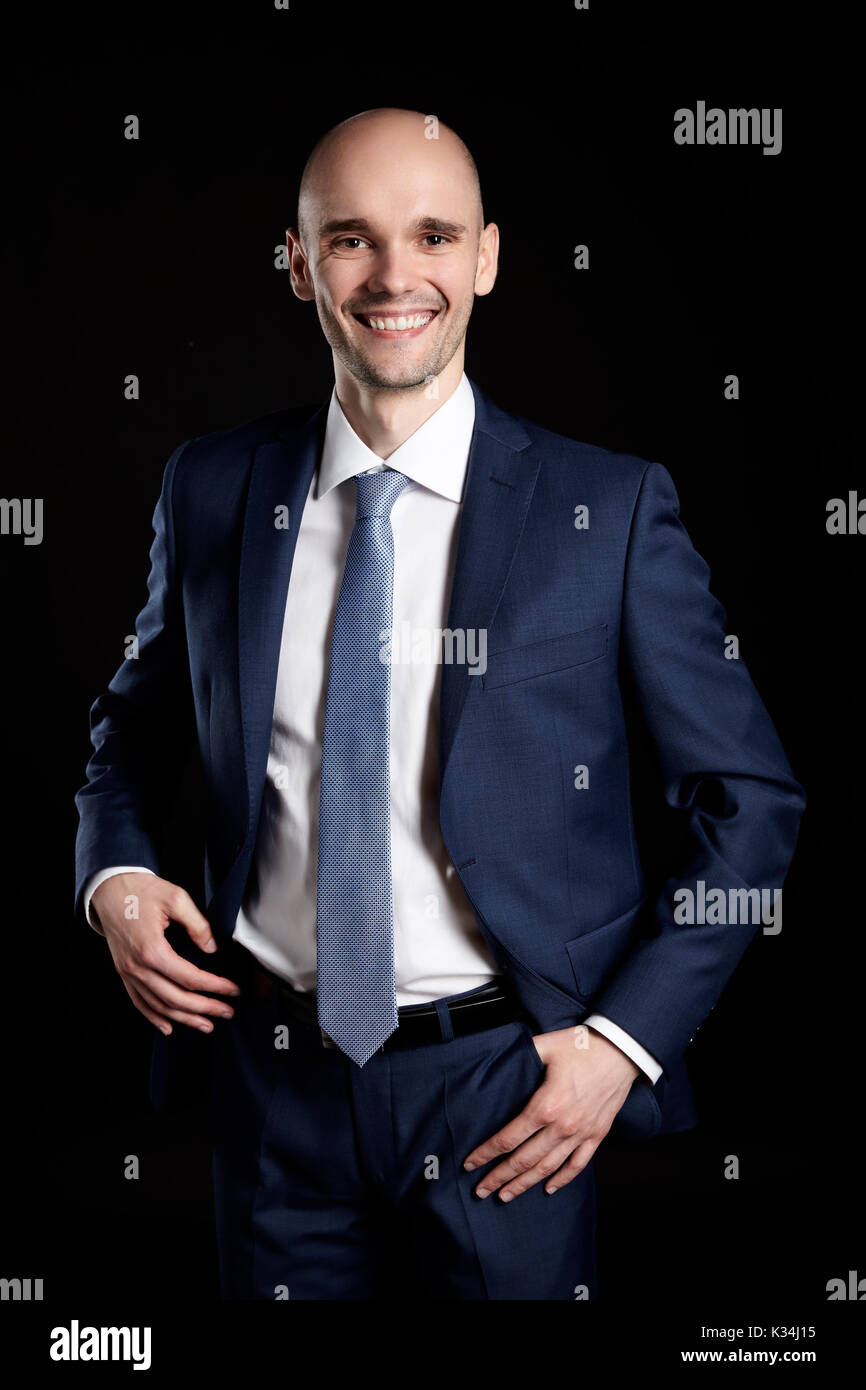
[209,940,598,1300]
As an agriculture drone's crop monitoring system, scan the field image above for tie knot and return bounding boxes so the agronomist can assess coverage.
[353,468,410,520]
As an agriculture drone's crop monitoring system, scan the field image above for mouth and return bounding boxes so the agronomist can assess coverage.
[352,309,440,339]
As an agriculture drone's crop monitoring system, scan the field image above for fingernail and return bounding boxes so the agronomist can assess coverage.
[546,1186,558,1195]
[218,1010,234,1019]
[203,939,218,954]
[499,1192,514,1203]
[464,1161,477,1171]
[198,1022,212,1032]
[159,1024,171,1035]
[476,1188,489,1199]
[227,986,241,995]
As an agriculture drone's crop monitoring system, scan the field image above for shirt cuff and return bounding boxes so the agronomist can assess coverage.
[584,1013,664,1085]
[84,866,156,935]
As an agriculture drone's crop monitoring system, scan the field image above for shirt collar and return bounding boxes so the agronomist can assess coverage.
[316,371,475,504]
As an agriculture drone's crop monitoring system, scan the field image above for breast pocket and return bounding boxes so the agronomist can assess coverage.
[481,623,608,691]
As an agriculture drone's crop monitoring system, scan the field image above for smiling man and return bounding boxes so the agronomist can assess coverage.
[294,111,492,439]
[74,107,805,1300]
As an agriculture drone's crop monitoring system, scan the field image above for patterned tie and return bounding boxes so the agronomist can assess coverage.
[316,466,411,1065]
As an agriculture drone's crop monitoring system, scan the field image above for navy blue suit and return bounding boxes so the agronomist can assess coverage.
[74,380,805,1296]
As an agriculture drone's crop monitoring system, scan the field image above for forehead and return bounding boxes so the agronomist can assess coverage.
[308,136,474,231]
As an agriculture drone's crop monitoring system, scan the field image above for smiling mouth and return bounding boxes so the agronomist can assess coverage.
[352,309,440,337]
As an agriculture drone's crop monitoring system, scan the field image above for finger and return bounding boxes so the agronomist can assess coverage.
[543,1138,597,1194]
[474,1129,576,1199]
[497,1137,587,1201]
[139,939,241,996]
[159,883,219,955]
[463,1102,547,1172]
[123,979,173,1036]
[133,976,221,1033]
[134,969,236,1020]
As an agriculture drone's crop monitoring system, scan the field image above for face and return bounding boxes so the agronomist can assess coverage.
[288,125,497,391]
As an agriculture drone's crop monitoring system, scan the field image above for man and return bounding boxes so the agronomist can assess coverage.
[74,107,805,1300]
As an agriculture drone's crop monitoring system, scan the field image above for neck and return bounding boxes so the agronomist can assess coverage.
[332,354,465,460]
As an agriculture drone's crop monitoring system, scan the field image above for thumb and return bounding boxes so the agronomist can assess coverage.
[161,883,218,954]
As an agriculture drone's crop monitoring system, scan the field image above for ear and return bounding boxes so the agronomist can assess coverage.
[286,227,315,302]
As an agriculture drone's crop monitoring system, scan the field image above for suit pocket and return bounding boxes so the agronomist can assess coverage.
[564,900,645,1002]
[481,623,608,690]
[520,1019,547,1076]
[611,1076,663,1141]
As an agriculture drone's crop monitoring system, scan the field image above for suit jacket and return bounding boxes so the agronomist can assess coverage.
[73,378,806,1140]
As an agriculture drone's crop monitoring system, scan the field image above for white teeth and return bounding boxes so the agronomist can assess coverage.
[362,312,434,331]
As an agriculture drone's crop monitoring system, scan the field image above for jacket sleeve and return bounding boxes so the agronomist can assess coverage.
[589,460,806,1075]
[73,441,196,929]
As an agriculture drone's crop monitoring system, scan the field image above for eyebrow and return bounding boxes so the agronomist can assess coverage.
[318,216,469,239]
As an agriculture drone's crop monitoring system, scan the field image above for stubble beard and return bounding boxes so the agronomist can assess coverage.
[318,299,471,392]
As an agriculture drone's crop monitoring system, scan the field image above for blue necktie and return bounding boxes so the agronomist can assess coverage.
[316,467,411,1065]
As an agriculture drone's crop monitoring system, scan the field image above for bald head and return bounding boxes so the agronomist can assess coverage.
[296,107,484,250]
[287,106,498,396]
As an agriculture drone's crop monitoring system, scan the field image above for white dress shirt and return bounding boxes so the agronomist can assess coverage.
[84,372,662,1084]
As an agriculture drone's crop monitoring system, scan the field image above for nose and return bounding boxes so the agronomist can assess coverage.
[363,243,422,299]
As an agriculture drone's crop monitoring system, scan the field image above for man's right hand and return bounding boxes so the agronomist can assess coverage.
[91,873,241,1035]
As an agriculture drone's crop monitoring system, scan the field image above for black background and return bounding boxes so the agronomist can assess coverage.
[2,0,861,1364]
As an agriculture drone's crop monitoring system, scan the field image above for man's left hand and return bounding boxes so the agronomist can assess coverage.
[463,1025,641,1201]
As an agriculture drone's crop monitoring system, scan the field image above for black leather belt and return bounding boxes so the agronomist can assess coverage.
[248,959,525,1051]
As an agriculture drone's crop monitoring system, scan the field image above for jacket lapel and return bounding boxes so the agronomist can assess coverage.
[438,380,537,792]
[237,399,327,837]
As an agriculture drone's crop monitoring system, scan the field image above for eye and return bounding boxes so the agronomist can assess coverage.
[422,235,450,246]
[334,237,369,250]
